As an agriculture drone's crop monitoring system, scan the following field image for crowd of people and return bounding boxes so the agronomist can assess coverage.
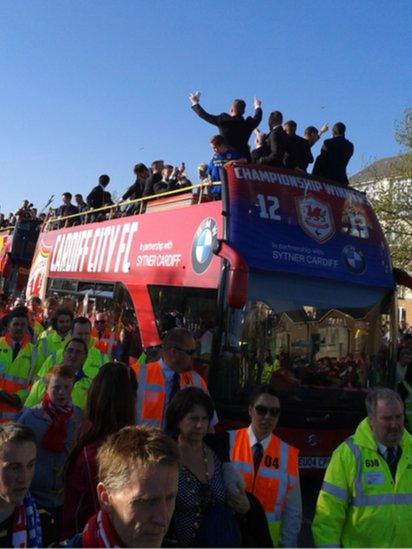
[0,93,355,230]
[0,291,411,547]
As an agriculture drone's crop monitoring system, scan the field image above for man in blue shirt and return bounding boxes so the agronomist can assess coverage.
[206,135,244,199]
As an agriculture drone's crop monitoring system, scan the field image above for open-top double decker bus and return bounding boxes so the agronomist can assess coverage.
[26,164,400,470]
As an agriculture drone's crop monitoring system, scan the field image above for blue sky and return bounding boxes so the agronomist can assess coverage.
[0,0,410,214]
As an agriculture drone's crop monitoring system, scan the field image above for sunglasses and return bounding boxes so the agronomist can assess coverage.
[173,346,197,357]
[254,405,280,418]
[95,320,106,324]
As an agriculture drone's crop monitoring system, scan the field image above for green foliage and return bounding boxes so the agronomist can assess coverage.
[366,109,412,271]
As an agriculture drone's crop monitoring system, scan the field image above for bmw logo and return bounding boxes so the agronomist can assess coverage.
[191,218,218,274]
[341,245,366,274]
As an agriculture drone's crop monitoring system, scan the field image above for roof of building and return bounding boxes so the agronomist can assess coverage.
[350,154,410,185]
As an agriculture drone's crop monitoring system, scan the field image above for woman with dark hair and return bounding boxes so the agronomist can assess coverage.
[165,387,249,547]
[61,362,136,539]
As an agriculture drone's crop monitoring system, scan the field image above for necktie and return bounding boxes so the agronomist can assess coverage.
[386,446,398,479]
[169,372,180,404]
[12,342,21,361]
[253,442,264,472]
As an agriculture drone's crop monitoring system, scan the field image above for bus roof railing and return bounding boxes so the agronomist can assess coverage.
[43,181,220,232]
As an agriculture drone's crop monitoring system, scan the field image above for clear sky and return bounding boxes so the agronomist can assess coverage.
[0,0,410,214]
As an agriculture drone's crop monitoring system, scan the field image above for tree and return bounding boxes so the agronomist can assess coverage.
[365,109,412,271]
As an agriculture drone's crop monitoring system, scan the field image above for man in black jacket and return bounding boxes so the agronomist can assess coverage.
[189,91,262,161]
[283,120,313,171]
[122,163,149,202]
[258,111,288,167]
[87,174,112,209]
[312,122,354,185]
[142,160,164,197]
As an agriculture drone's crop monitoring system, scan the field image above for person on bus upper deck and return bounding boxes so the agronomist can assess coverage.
[251,128,268,164]
[87,174,112,210]
[134,327,218,431]
[228,383,301,547]
[189,91,262,161]
[304,124,329,148]
[206,135,245,199]
[153,165,178,195]
[257,110,289,167]
[74,193,88,212]
[312,388,412,548]
[142,160,164,197]
[282,120,313,171]
[56,192,79,219]
[122,163,150,203]
[14,200,35,221]
[312,122,354,185]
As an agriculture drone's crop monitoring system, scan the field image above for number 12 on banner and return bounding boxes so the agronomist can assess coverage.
[256,194,281,220]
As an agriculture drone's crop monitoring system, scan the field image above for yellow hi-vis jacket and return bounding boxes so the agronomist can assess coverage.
[0,334,38,422]
[25,344,108,408]
[312,417,412,548]
[36,329,72,371]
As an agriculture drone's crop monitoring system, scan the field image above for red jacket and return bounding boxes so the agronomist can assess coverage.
[62,439,102,539]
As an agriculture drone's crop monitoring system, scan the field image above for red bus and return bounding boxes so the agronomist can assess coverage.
[26,164,399,470]
[0,219,42,296]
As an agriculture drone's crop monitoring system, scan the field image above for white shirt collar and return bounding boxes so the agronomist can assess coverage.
[247,425,272,451]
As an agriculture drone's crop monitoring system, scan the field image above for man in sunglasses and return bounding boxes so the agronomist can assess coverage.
[228,384,302,547]
[135,328,216,430]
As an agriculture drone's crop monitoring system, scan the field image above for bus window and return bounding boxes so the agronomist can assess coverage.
[213,270,396,406]
[148,285,218,377]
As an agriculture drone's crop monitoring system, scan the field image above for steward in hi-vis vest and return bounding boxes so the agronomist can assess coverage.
[36,307,73,369]
[135,328,212,430]
[229,384,301,547]
[313,388,412,548]
[91,312,117,358]
[0,311,38,423]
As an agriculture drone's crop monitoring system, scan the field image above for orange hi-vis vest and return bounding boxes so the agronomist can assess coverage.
[91,327,116,356]
[136,360,208,429]
[229,428,299,546]
[0,334,38,423]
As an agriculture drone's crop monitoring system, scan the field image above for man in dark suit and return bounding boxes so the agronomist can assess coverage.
[87,174,112,209]
[257,111,289,167]
[122,163,149,202]
[189,91,262,161]
[312,122,354,185]
[142,160,164,197]
[283,120,313,171]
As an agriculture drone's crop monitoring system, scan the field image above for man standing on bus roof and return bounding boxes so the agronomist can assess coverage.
[142,160,165,197]
[228,384,301,547]
[189,91,262,161]
[207,135,244,199]
[257,110,289,168]
[87,174,112,210]
[312,122,354,185]
[312,387,412,547]
[0,310,38,423]
[134,328,217,430]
